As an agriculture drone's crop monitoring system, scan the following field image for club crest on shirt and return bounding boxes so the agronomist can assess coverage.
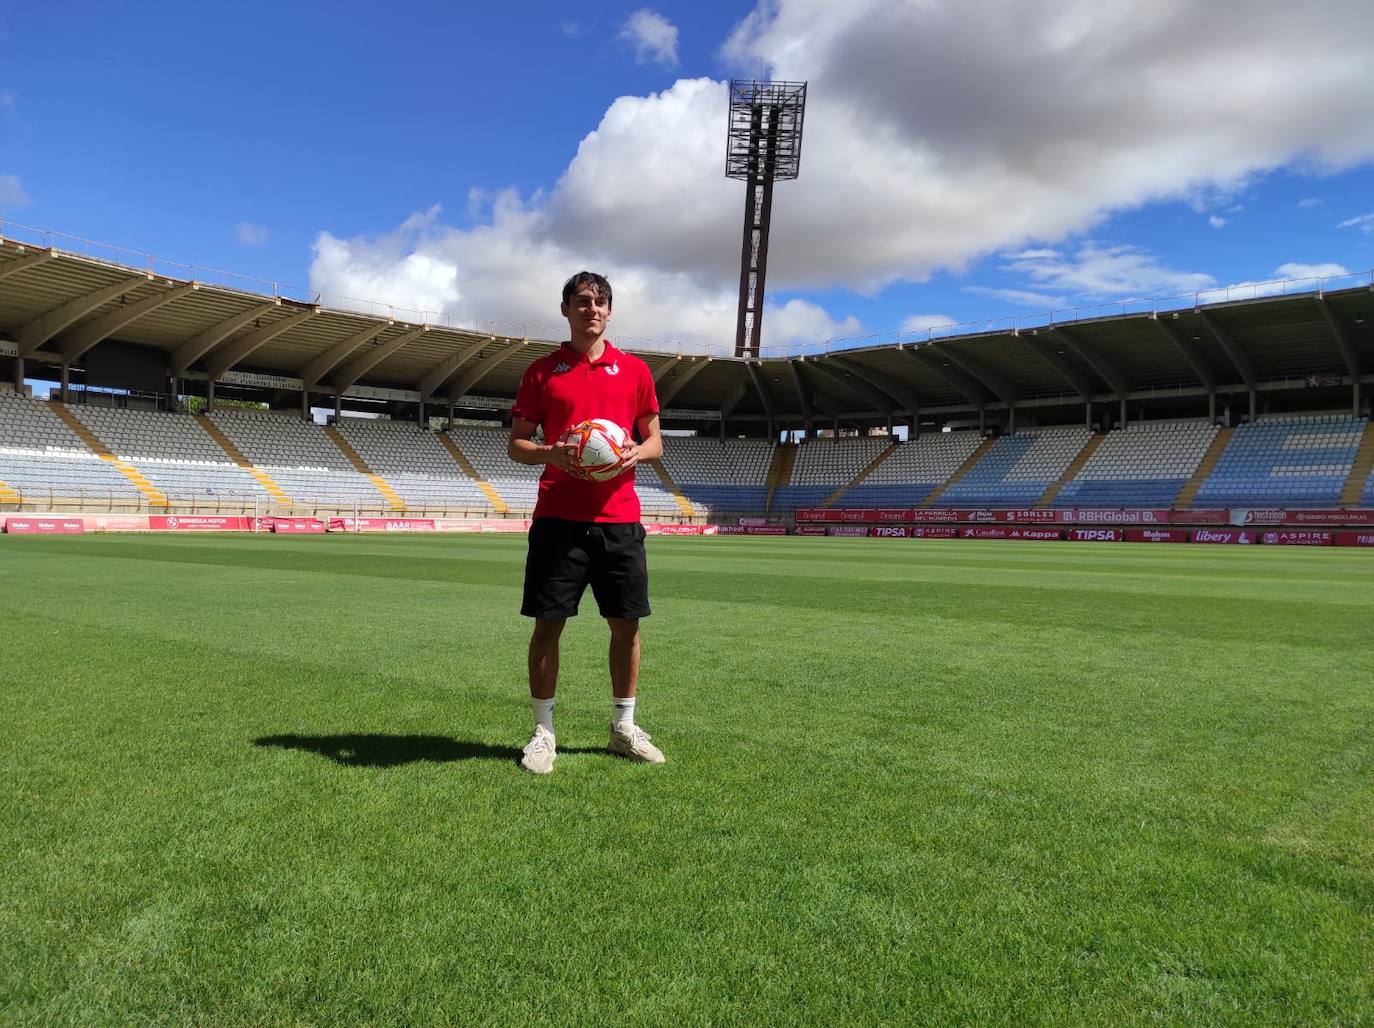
[604,362,620,376]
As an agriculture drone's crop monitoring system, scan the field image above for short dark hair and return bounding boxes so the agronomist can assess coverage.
[562,271,612,309]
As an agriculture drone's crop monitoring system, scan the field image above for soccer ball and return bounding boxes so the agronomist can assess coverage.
[563,418,630,481]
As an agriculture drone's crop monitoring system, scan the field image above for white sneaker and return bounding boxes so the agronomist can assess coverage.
[607,723,665,764]
[520,724,556,774]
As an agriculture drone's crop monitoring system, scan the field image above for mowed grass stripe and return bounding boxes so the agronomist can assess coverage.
[2,534,1371,1024]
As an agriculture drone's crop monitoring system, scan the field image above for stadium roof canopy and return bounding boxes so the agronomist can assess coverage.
[1,232,1371,429]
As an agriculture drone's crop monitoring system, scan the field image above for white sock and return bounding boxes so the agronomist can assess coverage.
[532,697,555,737]
[612,696,635,731]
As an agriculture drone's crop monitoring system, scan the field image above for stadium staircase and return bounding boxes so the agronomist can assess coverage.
[324,426,406,512]
[646,459,696,518]
[1174,427,1232,508]
[763,443,797,513]
[195,415,293,507]
[1035,433,1104,508]
[1338,420,1374,506]
[437,434,510,514]
[919,436,995,508]
[820,441,898,508]
[49,401,169,508]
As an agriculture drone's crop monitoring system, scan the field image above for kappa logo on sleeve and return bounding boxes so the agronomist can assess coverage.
[553,361,572,374]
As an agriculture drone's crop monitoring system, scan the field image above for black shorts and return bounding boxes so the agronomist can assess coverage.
[521,517,651,620]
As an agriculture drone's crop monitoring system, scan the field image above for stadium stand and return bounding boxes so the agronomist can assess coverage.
[933,426,1092,508]
[65,401,266,503]
[1191,414,1366,508]
[207,409,388,508]
[0,392,146,503]
[332,417,488,510]
[771,435,890,512]
[838,430,983,508]
[1050,419,1218,508]
[445,426,540,512]
[655,435,774,515]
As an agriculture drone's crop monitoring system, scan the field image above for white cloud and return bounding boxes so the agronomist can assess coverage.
[901,313,957,334]
[1297,197,1322,209]
[0,91,14,115]
[620,9,679,68]
[1274,261,1349,280]
[964,286,1066,309]
[561,21,581,37]
[1208,214,1228,228]
[1338,212,1374,234]
[1001,242,1214,298]
[235,221,270,247]
[311,0,1374,351]
[0,173,30,207]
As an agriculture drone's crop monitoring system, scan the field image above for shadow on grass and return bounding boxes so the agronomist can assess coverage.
[254,733,604,767]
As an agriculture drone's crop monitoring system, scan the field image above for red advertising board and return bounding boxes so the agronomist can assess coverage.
[1062,509,1172,525]
[795,509,826,523]
[794,525,829,535]
[826,525,871,537]
[327,517,437,532]
[1125,528,1190,543]
[908,525,960,539]
[868,525,912,538]
[717,525,788,535]
[1334,531,1374,547]
[89,515,154,532]
[269,517,326,534]
[1175,509,1231,525]
[1261,530,1334,546]
[961,526,1062,541]
[1190,528,1256,545]
[1233,509,1286,526]
[1066,527,1123,542]
[644,524,710,535]
[148,515,256,532]
[4,517,85,534]
[838,508,872,522]
[874,509,914,522]
[910,509,962,523]
[1285,509,1374,526]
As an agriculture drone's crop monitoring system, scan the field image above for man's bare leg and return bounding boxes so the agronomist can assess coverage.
[607,617,663,763]
[607,617,639,699]
[521,618,565,773]
[529,618,565,699]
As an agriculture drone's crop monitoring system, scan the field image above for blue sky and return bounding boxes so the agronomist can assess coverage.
[3,1,1374,354]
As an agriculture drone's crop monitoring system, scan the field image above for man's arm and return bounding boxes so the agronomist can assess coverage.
[619,413,662,470]
[508,416,580,475]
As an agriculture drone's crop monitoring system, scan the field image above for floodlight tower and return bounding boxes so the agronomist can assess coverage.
[726,79,807,358]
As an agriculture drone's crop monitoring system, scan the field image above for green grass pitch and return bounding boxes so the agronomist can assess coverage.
[2,533,1372,1025]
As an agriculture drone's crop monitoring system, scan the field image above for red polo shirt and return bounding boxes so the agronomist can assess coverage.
[511,340,659,523]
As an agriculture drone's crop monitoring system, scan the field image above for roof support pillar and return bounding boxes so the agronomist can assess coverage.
[1315,296,1361,415]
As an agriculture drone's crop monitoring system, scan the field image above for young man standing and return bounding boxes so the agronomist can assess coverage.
[507,271,665,774]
